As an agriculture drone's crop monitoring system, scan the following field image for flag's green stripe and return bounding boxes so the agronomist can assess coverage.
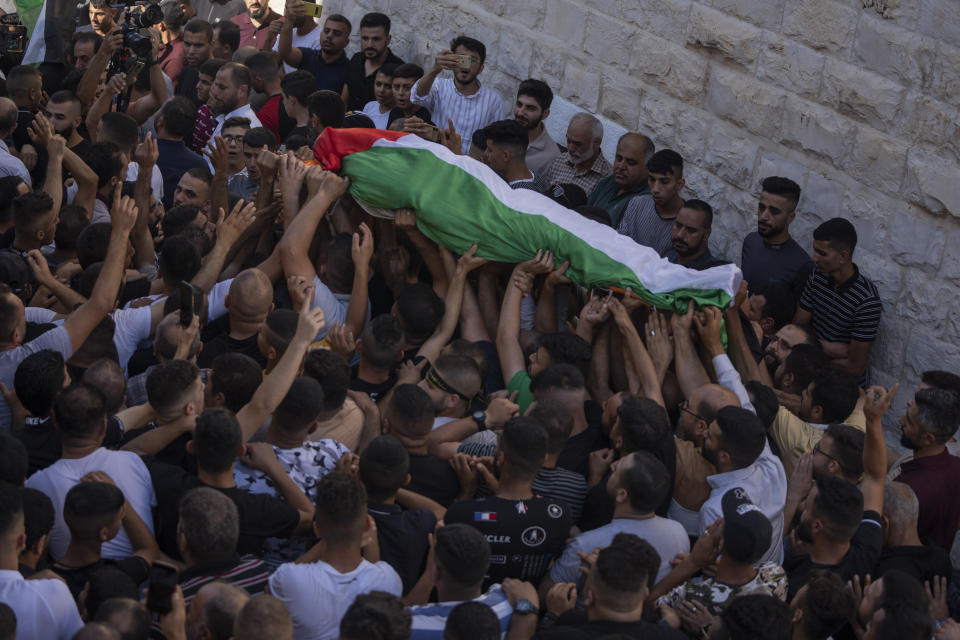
[343,147,731,312]
[15,0,44,35]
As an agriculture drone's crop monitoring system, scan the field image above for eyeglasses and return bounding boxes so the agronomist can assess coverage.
[679,400,703,422]
[222,135,243,145]
[812,441,838,463]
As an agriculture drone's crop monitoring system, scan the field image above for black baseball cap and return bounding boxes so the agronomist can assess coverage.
[721,487,772,565]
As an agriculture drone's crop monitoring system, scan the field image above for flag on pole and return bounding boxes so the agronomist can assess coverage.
[313,128,742,313]
[19,0,76,64]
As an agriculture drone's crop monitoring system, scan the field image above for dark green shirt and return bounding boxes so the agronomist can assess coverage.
[586,175,650,227]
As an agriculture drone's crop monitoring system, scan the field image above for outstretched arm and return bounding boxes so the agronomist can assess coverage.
[278,162,349,281]
[417,245,487,364]
[610,296,664,408]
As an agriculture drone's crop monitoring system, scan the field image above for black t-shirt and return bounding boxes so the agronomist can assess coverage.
[407,453,461,507]
[345,50,404,111]
[16,416,124,477]
[445,495,573,586]
[121,424,195,474]
[876,543,953,585]
[52,556,150,599]
[557,404,609,479]
[196,330,266,369]
[536,619,685,639]
[368,501,436,595]
[784,510,883,600]
[147,459,299,559]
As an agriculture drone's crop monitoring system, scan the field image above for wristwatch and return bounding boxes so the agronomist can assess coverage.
[514,599,537,615]
[472,409,487,432]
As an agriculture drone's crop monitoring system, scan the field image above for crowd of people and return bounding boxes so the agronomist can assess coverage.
[0,1,957,639]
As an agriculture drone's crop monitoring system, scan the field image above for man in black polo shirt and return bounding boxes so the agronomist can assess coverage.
[795,218,881,382]
[342,12,404,111]
[446,417,572,586]
[277,12,351,93]
[741,176,814,295]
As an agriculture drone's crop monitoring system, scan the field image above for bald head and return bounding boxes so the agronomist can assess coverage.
[233,595,293,640]
[155,312,201,361]
[226,269,273,322]
[618,133,654,161]
[187,581,250,640]
[0,98,18,135]
[697,384,741,415]
[566,112,603,165]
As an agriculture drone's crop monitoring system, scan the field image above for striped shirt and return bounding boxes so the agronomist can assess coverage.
[540,151,612,196]
[411,77,503,154]
[510,172,550,195]
[179,555,270,604]
[618,194,676,256]
[409,584,514,640]
[798,265,882,344]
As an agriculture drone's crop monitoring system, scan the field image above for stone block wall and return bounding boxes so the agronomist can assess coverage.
[321,0,960,421]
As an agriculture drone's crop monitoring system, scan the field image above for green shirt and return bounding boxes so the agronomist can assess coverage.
[586,175,650,227]
[507,369,535,414]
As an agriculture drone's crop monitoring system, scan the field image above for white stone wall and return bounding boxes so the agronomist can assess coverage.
[321,0,960,421]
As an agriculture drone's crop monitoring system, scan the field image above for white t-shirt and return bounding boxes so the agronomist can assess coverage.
[272,24,322,74]
[111,302,160,372]
[361,101,391,129]
[26,448,157,561]
[206,277,233,324]
[127,162,165,203]
[268,559,402,640]
[0,570,83,640]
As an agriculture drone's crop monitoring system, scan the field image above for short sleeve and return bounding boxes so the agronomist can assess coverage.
[25,307,57,323]
[507,370,534,414]
[311,276,347,338]
[44,579,85,639]
[798,272,816,312]
[112,304,156,370]
[206,278,233,323]
[549,538,582,584]
[850,297,882,342]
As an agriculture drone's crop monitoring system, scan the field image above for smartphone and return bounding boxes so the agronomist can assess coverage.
[178,281,201,327]
[456,54,473,70]
[125,60,144,86]
[302,1,323,17]
[423,125,440,142]
[145,564,178,614]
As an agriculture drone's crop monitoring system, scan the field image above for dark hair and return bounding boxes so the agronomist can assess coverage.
[874,605,933,640]
[307,90,346,128]
[713,594,790,640]
[314,472,367,542]
[302,349,350,412]
[14,349,65,417]
[914,386,960,444]
[517,78,553,111]
[220,62,251,91]
[222,115,251,132]
[159,234,203,284]
[53,204,89,252]
[396,283,444,346]
[755,282,795,331]
[782,343,828,391]
[761,176,801,208]
[530,363,585,395]
[284,133,314,151]
[359,11,390,32]
[482,119,528,154]
[813,218,858,255]
[434,523,490,588]
[0,483,22,540]
[646,149,683,177]
[681,198,713,228]
[177,225,214,257]
[274,377,324,433]
[616,395,670,454]
[213,19,241,52]
[76,222,112,269]
[361,315,403,371]
[21,488,54,550]
[623,451,670,513]
[449,35,486,65]
[921,369,960,395]
[161,204,201,239]
[71,30,103,53]
[160,96,198,139]
[12,191,54,232]
[325,13,352,32]
[82,359,126,415]
[194,408,243,473]
[53,383,107,441]
[100,112,139,154]
[500,416,548,478]
[812,475,863,542]
[179,487,239,565]
[526,398,574,455]
[84,567,140,620]
[184,16,213,41]
[0,432,27,484]
[0,101,15,134]
[63,481,125,539]
[340,591,410,640]
[444,601,500,640]
[323,232,355,294]
[360,435,410,502]
[262,308,299,358]
[810,369,859,424]
[280,70,317,104]
[146,359,200,416]
[392,62,423,81]
[745,382,779,430]
[823,423,864,481]
[592,534,659,607]
[714,406,766,469]
[387,384,435,436]
[86,142,125,187]
[4,65,40,102]
[800,570,855,640]
[537,333,592,378]
[199,57,226,77]
[94,597,152,640]
[0,177,25,226]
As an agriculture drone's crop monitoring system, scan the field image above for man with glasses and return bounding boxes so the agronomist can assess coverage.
[218,117,251,179]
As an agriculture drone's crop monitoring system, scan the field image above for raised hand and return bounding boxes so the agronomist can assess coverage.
[25,250,54,287]
[110,184,139,233]
[862,383,899,422]
[516,249,555,276]
[216,200,257,248]
[278,152,308,194]
[456,244,487,274]
[352,222,374,268]
[326,323,356,362]
[133,132,159,168]
[27,112,53,148]
[203,135,230,175]
[644,309,674,373]
[294,284,324,343]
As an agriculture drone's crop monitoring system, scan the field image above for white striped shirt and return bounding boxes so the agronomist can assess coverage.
[411,77,504,154]
[798,265,882,344]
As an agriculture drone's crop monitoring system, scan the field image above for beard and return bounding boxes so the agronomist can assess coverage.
[899,431,919,450]
[212,96,239,116]
[700,443,719,468]
[58,123,75,140]
[568,148,592,164]
[248,3,266,19]
[516,114,542,131]
[794,519,814,544]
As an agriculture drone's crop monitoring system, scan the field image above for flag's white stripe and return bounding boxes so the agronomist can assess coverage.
[21,0,48,65]
[369,135,742,300]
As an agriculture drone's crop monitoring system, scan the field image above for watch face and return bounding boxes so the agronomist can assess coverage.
[516,599,536,614]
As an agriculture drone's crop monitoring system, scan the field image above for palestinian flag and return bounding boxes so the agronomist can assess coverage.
[19,0,76,65]
[313,128,742,312]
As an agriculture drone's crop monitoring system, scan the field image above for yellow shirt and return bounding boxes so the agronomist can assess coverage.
[770,406,866,478]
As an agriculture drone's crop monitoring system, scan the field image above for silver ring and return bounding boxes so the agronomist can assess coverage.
[650,330,656,336]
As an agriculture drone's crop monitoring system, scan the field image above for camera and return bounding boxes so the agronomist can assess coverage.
[0,15,26,56]
[119,1,163,58]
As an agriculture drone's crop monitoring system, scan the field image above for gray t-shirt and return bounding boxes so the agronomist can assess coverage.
[549,516,690,586]
[617,194,676,257]
[0,323,72,430]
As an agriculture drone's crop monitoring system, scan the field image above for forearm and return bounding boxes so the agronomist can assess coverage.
[406,232,448,296]
[504,615,537,640]
[402,565,436,606]
[86,90,116,141]
[265,466,314,514]
[647,559,700,604]
[190,242,230,293]
[618,319,664,406]
[277,23,299,65]
[89,228,130,312]
[724,307,771,386]
[238,336,311,440]
[62,148,97,216]
[418,268,466,363]
[396,488,445,521]
[115,403,155,432]
[587,323,612,405]
[426,416,477,457]
[344,264,369,339]
[122,501,159,561]
[534,282,558,335]
[415,68,440,98]
[132,168,155,270]
[42,152,63,215]
[354,401,381,455]
[77,51,111,107]
[495,282,526,382]
[477,271,500,338]
[674,332,711,399]
[121,425,190,455]
[863,416,886,481]
[210,173,229,230]
[278,190,338,273]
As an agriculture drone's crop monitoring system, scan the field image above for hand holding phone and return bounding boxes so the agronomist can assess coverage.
[146,564,179,614]
[178,281,201,327]
[301,0,323,17]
